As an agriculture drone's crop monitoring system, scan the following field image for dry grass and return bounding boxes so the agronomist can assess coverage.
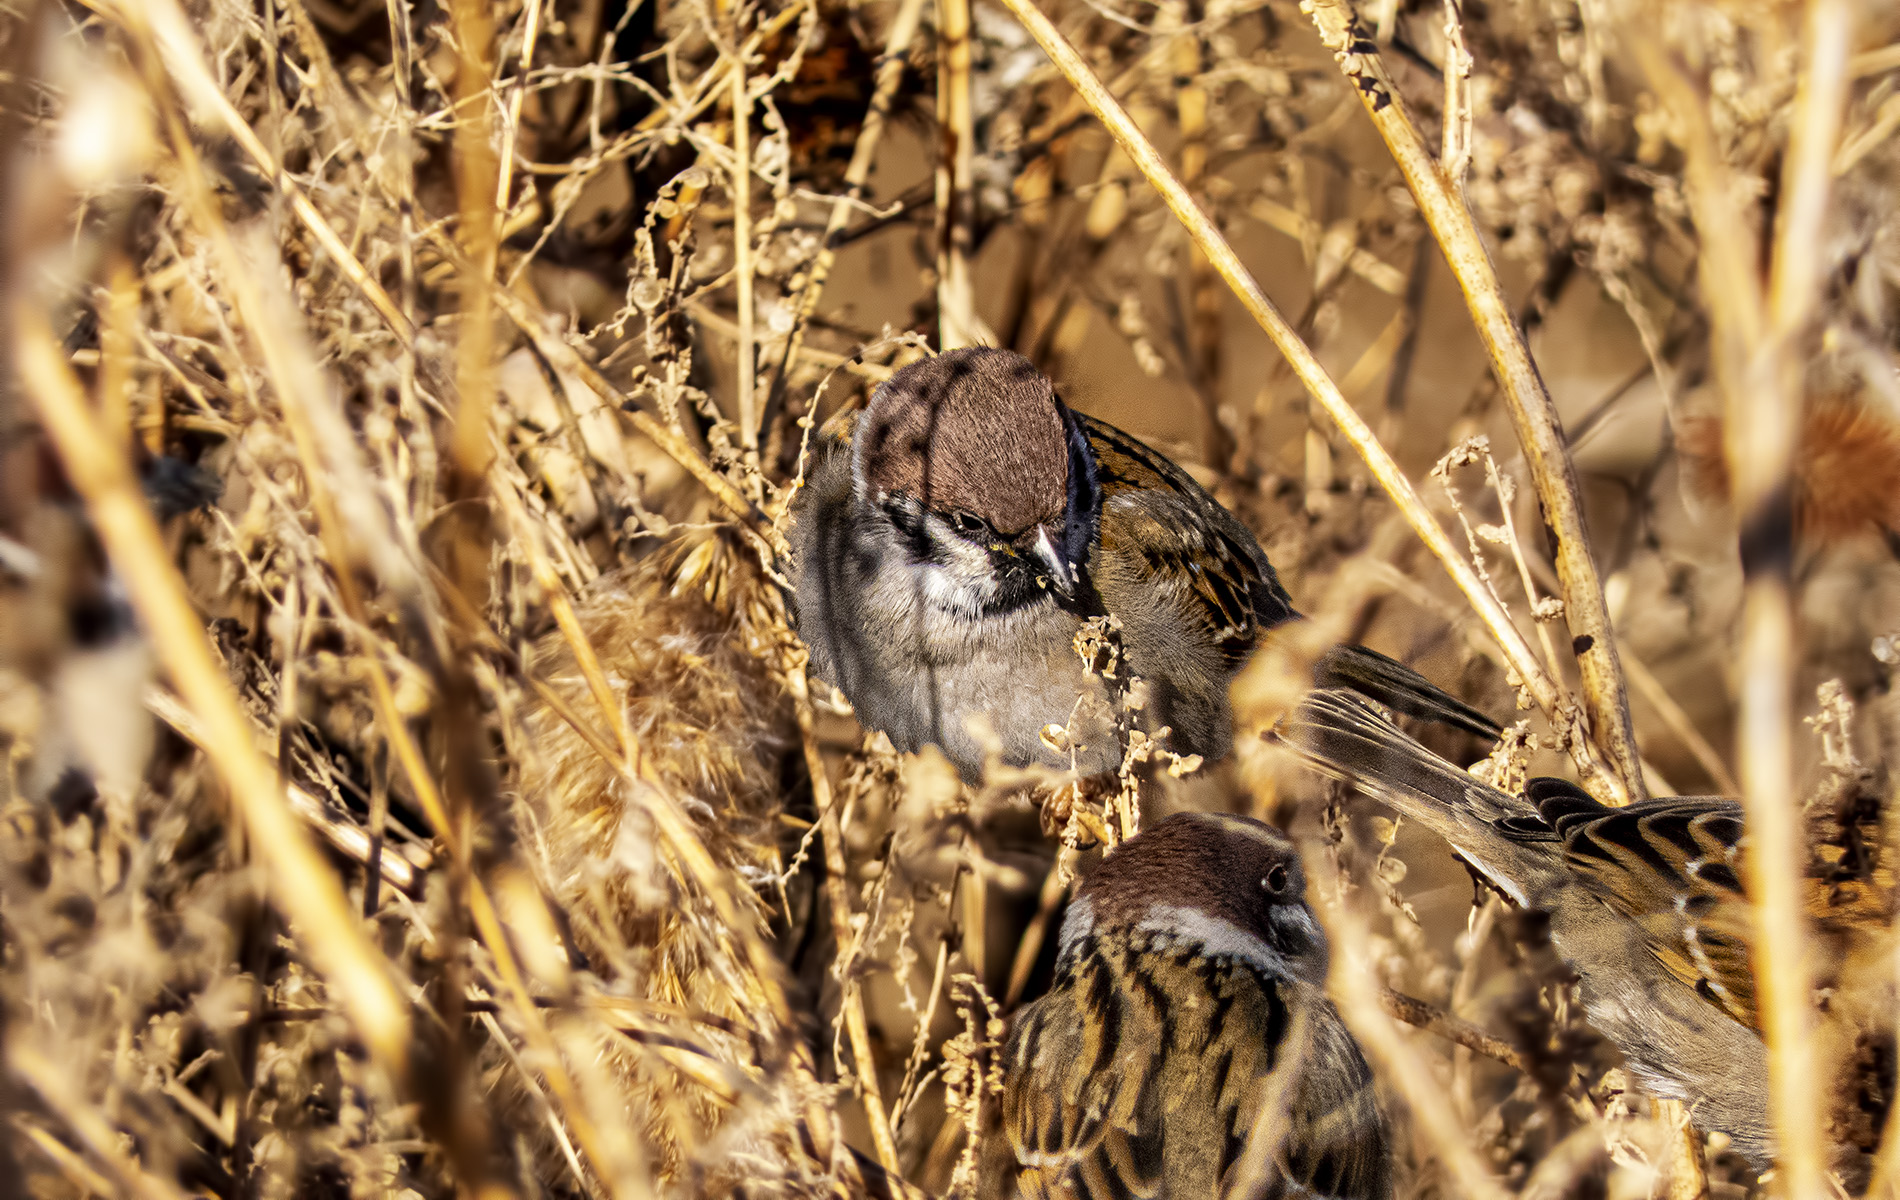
[2,0,1899,1195]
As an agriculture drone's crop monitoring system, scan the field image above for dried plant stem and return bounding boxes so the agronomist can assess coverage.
[137,7,627,1175]
[116,0,769,553]
[1302,0,1645,806]
[95,0,414,340]
[493,0,546,214]
[934,0,979,348]
[15,310,413,1086]
[1741,4,1851,1194]
[1173,33,1229,467]
[1004,852,1073,1008]
[730,23,759,454]
[472,261,781,545]
[139,6,467,872]
[144,688,429,896]
[447,505,802,1056]
[12,1041,190,1200]
[463,875,639,1197]
[435,45,511,1189]
[494,487,637,761]
[698,301,897,383]
[631,0,809,135]
[768,0,927,398]
[788,667,905,1175]
[1299,844,1511,1200]
[993,0,1625,797]
[1621,649,1740,796]
[1638,3,1854,1193]
[1247,196,1407,294]
[14,1116,117,1198]
[1377,988,1525,1074]
[449,0,501,497]
[1439,0,1473,185]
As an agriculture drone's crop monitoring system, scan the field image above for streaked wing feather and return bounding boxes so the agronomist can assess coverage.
[1528,782,1762,1028]
[1082,415,1292,669]
[1003,932,1387,1199]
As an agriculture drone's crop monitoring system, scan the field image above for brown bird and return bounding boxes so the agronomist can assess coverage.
[996,811,1392,1199]
[1279,687,1897,1173]
[790,346,1496,783]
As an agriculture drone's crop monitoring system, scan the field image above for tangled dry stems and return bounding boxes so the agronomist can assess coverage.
[2,0,1899,1196]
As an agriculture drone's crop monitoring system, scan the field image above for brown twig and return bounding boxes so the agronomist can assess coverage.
[492,0,546,218]
[934,0,979,348]
[143,687,430,897]
[787,666,905,1175]
[1301,0,1644,806]
[766,0,928,405]
[1636,3,1855,1194]
[729,6,760,457]
[992,0,1623,795]
[1378,988,1526,1074]
[16,308,414,1086]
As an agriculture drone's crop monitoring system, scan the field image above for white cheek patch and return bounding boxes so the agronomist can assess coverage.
[1136,903,1298,982]
[906,526,1003,617]
[915,560,993,614]
[1056,895,1096,958]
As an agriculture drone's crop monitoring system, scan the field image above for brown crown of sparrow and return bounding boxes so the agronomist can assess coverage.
[789,346,1496,783]
[992,810,1392,1199]
[1280,687,1896,1175]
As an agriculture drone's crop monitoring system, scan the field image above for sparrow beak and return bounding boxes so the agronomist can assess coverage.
[1028,524,1075,600]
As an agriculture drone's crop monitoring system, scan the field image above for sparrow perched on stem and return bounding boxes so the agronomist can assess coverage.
[1280,687,1896,1173]
[790,347,1496,782]
[995,810,1391,1199]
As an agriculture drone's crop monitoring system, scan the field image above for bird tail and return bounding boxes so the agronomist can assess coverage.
[1274,688,1557,902]
[1313,642,1501,740]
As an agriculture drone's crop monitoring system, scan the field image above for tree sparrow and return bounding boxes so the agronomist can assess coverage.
[790,347,1496,782]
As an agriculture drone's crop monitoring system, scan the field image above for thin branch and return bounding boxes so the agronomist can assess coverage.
[15,308,414,1087]
[1302,0,1644,806]
[493,0,546,216]
[788,666,906,1176]
[934,0,979,348]
[1378,988,1526,1074]
[112,0,777,547]
[144,688,431,897]
[94,0,415,341]
[992,0,1623,794]
[1620,650,1740,796]
[730,9,759,455]
[766,0,928,406]
[1299,843,1511,1200]
[1637,2,1856,1193]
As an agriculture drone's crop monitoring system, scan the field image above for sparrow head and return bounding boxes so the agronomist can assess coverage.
[1061,811,1330,986]
[854,348,1090,605]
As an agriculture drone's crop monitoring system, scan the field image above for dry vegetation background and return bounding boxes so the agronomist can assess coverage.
[2,0,1900,1195]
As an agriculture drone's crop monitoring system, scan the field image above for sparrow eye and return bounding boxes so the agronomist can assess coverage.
[1262,863,1290,895]
[948,511,989,539]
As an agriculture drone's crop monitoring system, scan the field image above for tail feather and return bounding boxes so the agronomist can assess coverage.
[1275,689,1560,903]
[1313,643,1501,741]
